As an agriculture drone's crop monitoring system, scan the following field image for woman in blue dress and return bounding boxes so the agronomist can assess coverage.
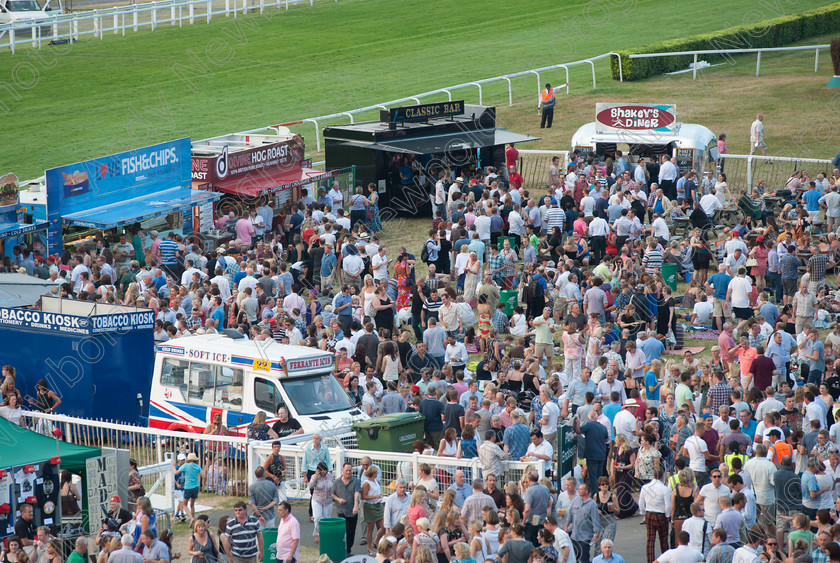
[365,183,383,232]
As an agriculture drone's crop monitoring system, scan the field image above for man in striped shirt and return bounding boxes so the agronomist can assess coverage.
[158,233,182,280]
[642,238,663,275]
[544,199,566,232]
[223,501,263,563]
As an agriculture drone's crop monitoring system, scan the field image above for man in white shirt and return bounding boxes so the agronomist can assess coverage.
[328,181,344,209]
[655,531,704,563]
[237,268,258,293]
[697,469,730,524]
[335,209,351,231]
[525,429,554,476]
[658,156,678,200]
[474,208,492,244]
[700,190,723,218]
[651,213,670,243]
[680,502,711,556]
[612,399,640,446]
[538,386,561,452]
[580,190,596,217]
[680,424,715,486]
[444,335,468,371]
[820,184,840,230]
[690,294,714,325]
[726,267,753,325]
[724,231,749,259]
[588,215,610,264]
[210,267,231,301]
[749,113,766,156]
[371,246,390,282]
[342,250,365,290]
[634,157,648,187]
[639,468,672,561]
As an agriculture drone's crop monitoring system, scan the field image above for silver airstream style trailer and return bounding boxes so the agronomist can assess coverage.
[570,103,718,173]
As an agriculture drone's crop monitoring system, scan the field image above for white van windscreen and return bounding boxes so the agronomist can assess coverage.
[280,373,354,415]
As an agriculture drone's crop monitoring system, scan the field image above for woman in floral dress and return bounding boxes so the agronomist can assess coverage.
[366,183,382,232]
[395,254,411,309]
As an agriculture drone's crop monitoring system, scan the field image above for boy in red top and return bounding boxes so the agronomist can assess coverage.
[508,166,523,190]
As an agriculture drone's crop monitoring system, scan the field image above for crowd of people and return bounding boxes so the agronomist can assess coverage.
[7,139,840,563]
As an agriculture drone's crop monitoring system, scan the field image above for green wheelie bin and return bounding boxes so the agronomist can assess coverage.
[352,412,425,453]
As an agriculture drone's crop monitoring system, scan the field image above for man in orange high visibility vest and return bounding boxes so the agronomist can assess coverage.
[539,83,556,129]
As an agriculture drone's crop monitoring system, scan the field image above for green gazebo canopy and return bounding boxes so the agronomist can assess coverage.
[0,417,101,471]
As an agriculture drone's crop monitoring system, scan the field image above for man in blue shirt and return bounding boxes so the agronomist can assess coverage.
[705,264,732,331]
[503,410,530,460]
[319,245,337,293]
[803,181,822,221]
[448,470,472,508]
[602,392,622,440]
[803,329,826,385]
[738,408,758,440]
[334,285,353,334]
[636,331,664,365]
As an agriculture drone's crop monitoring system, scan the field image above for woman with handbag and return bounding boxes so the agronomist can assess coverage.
[592,477,617,553]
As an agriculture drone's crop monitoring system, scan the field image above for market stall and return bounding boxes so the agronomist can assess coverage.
[26,138,220,256]
[323,102,538,216]
[0,417,108,541]
[0,173,49,260]
[191,132,341,243]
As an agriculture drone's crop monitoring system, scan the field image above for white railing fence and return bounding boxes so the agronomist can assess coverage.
[719,154,835,193]
[253,53,623,152]
[628,44,828,80]
[249,441,539,501]
[245,44,830,155]
[0,0,333,54]
[23,411,250,496]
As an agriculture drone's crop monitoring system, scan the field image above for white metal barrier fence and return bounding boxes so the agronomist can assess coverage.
[628,44,829,80]
[22,411,250,497]
[248,441,540,501]
[719,154,835,192]
[0,0,334,54]
[257,52,623,152]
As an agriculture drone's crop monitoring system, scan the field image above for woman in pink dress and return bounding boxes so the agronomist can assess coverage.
[748,236,769,293]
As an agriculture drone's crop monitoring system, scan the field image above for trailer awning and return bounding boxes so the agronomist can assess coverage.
[0,221,49,240]
[62,187,221,229]
[0,273,58,308]
[340,128,539,155]
[212,167,340,199]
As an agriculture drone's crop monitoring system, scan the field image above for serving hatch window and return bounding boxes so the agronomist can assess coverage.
[160,358,243,410]
[280,374,353,416]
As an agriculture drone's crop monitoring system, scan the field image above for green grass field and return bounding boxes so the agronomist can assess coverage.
[0,0,834,178]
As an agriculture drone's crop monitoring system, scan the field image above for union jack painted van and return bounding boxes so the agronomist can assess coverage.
[149,334,366,435]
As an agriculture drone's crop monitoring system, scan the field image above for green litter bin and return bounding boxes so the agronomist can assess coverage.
[319,518,347,561]
[352,412,425,452]
[500,289,519,315]
[662,262,677,291]
[261,528,277,563]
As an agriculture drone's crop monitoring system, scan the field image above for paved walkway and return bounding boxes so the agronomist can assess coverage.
[202,504,654,561]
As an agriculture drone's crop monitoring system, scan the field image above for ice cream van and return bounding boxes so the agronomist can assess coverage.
[149,334,367,435]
